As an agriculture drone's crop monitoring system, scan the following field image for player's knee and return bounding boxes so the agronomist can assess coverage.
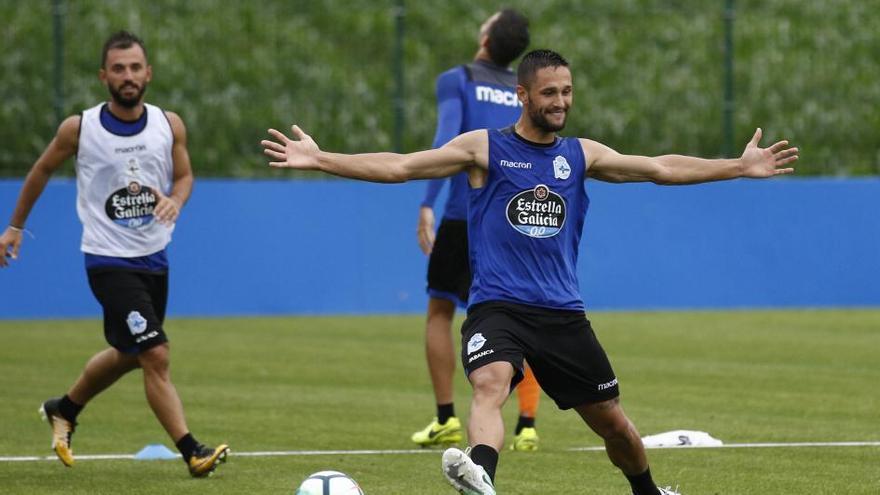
[589,407,637,441]
[138,344,170,373]
[471,378,507,400]
[469,363,513,402]
[597,416,635,441]
[578,397,635,439]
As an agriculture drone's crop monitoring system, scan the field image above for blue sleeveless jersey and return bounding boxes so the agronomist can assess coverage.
[468,127,589,310]
[424,61,522,220]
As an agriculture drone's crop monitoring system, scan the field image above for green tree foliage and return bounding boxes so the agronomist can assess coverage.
[1,0,877,177]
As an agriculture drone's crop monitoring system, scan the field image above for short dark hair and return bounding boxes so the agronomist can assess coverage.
[517,49,569,87]
[486,9,530,67]
[101,31,147,67]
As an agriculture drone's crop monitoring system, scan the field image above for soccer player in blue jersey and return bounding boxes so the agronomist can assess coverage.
[412,8,542,452]
[262,49,798,495]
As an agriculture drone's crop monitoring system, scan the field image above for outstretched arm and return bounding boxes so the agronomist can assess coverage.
[261,125,486,183]
[1,115,79,267]
[585,128,798,185]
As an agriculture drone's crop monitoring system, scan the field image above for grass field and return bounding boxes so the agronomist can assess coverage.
[1,310,878,494]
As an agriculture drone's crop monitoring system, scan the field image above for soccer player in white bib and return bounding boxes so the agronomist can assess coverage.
[0,31,228,478]
[262,49,797,495]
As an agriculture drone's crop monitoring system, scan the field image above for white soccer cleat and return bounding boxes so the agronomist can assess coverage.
[658,486,682,494]
[441,447,496,495]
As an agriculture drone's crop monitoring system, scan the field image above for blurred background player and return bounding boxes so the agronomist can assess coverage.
[411,8,541,452]
[0,31,228,477]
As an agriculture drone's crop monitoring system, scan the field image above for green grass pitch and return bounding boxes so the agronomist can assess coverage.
[1,310,878,494]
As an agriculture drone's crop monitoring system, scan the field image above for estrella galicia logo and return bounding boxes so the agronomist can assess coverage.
[126,311,148,335]
[506,184,567,238]
[104,182,157,229]
[467,332,487,355]
[553,155,571,180]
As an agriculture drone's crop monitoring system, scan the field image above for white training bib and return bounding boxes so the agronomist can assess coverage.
[75,102,174,257]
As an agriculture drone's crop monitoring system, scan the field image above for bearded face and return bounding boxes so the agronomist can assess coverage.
[520,66,572,133]
[108,79,148,108]
[526,97,568,132]
[101,45,151,109]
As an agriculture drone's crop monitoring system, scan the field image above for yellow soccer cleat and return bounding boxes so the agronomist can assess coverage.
[39,398,76,467]
[187,443,229,477]
[510,427,539,452]
[411,417,463,447]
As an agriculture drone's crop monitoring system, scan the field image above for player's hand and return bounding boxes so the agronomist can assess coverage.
[740,128,798,178]
[417,206,436,255]
[262,125,321,170]
[0,227,23,268]
[153,193,181,225]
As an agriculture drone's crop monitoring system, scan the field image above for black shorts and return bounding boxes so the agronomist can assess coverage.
[426,219,471,307]
[87,269,169,354]
[460,301,619,409]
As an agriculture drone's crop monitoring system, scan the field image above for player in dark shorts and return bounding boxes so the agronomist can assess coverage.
[412,9,542,452]
[460,302,618,409]
[262,49,797,495]
[0,31,228,478]
[425,219,470,307]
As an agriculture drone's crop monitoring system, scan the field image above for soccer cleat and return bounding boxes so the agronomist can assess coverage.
[510,427,539,452]
[442,447,496,495]
[39,397,76,467]
[658,486,682,494]
[187,444,229,477]
[411,416,463,447]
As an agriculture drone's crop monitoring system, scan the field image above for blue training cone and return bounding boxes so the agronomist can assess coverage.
[134,443,179,460]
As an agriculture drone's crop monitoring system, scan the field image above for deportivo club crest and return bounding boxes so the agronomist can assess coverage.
[553,155,571,180]
[467,333,487,354]
[126,311,148,335]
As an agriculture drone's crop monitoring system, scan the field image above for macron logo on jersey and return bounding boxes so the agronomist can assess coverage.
[114,144,147,154]
[475,86,521,107]
[500,159,532,170]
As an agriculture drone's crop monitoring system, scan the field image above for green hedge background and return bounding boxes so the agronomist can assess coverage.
[1,0,877,177]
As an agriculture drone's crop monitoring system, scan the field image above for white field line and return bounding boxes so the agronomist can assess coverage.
[2,441,878,463]
[569,441,880,452]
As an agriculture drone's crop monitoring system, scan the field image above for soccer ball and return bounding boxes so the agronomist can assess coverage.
[295,470,364,494]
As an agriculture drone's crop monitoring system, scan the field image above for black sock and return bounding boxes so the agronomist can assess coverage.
[514,415,535,435]
[59,395,84,423]
[437,403,455,424]
[626,468,658,495]
[469,444,499,482]
[175,433,200,462]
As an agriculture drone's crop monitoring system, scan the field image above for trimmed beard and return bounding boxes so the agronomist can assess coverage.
[109,82,147,109]
[527,105,567,133]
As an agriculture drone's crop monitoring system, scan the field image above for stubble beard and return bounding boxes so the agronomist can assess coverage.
[109,82,147,109]
[528,105,567,133]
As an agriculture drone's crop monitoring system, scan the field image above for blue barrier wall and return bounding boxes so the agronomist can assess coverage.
[1,178,878,318]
